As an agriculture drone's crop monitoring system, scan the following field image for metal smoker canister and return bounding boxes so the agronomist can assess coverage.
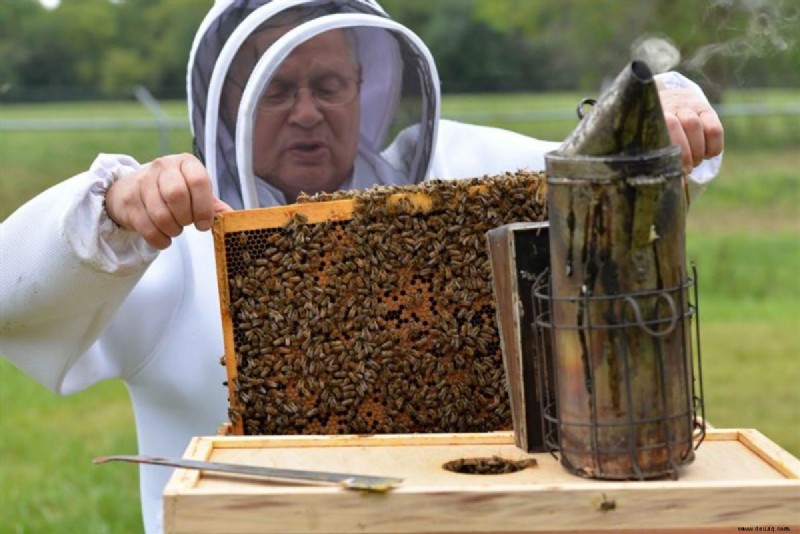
[543,60,697,479]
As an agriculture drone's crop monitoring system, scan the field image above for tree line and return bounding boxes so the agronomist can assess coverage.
[2,0,798,103]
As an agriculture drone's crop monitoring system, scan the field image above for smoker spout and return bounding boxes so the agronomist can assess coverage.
[559,60,671,157]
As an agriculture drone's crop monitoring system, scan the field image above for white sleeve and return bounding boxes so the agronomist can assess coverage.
[0,154,158,393]
[427,119,561,180]
[432,76,721,201]
[67,154,159,273]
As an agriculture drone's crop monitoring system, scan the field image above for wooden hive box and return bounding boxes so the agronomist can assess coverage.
[211,172,547,436]
[163,428,800,533]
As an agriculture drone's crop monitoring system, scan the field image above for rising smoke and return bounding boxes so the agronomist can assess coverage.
[631,35,682,74]
[630,0,797,81]
[685,0,795,72]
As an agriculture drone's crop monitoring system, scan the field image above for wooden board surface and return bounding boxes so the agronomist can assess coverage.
[163,429,800,533]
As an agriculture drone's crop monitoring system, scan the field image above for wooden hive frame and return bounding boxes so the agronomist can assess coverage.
[212,172,547,436]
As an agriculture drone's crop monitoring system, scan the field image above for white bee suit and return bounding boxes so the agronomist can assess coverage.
[0,1,719,532]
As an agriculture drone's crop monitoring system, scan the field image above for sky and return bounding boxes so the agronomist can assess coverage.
[39,0,61,9]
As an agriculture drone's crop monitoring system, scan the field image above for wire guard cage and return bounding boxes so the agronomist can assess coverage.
[532,265,706,480]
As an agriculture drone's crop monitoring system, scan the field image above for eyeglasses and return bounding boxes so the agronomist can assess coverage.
[231,73,362,112]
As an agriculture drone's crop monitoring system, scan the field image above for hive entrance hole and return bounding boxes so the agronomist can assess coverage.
[442,456,534,475]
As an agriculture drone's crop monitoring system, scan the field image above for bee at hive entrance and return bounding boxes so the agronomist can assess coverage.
[214,171,547,436]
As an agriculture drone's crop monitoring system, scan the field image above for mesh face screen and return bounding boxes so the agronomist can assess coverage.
[218,171,547,435]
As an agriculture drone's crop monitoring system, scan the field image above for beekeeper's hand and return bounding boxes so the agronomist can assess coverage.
[659,87,724,174]
[105,153,232,249]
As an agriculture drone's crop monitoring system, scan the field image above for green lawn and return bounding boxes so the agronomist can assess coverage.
[1,91,798,533]
[684,147,799,456]
[0,371,140,532]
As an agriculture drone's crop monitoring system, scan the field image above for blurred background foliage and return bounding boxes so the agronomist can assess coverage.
[1,0,799,101]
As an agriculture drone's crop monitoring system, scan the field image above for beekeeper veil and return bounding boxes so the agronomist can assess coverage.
[187,0,440,209]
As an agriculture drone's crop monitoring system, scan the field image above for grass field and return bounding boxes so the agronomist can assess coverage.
[1,91,798,533]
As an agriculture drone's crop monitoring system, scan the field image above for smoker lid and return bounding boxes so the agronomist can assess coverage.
[556,60,672,158]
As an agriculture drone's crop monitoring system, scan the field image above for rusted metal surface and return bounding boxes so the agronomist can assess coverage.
[543,61,696,479]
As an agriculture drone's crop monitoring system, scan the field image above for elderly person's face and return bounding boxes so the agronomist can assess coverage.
[229,29,361,201]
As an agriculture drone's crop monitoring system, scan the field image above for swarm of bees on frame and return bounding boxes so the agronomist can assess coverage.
[222,170,547,435]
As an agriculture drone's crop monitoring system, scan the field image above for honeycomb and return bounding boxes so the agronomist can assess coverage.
[216,171,547,435]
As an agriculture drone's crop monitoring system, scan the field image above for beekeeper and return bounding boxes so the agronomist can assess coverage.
[0,1,723,532]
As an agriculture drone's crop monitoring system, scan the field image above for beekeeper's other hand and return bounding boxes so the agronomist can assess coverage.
[105,153,232,250]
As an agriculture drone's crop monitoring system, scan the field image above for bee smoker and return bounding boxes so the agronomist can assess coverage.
[537,60,705,479]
